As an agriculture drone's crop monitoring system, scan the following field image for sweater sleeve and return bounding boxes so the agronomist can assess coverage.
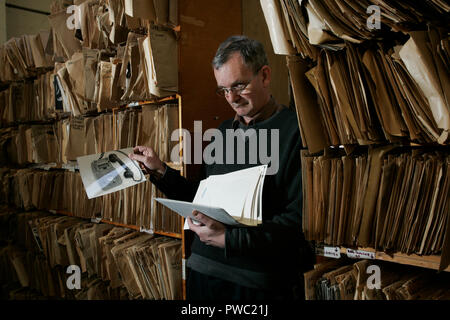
[149,165,201,202]
[224,132,307,261]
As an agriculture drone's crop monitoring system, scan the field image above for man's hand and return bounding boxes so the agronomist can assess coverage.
[187,210,226,248]
[129,146,165,175]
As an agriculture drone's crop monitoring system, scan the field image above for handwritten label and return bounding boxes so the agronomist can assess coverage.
[316,246,341,259]
[346,248,375,260]
[324,246,341,259]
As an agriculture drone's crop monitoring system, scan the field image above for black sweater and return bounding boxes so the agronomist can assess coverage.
[151,107,312,289]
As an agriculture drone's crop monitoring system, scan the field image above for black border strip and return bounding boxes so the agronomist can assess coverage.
[5,3,50,16]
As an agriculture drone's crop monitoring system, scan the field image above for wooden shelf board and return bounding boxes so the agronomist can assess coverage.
[53,210,182,239]
[100,219,140,231]
[338,246,450,272]
[154,230,182,239]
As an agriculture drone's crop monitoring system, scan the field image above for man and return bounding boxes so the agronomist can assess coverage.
[130,35,314,300]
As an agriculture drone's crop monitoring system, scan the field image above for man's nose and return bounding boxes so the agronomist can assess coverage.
[226,90,241,104]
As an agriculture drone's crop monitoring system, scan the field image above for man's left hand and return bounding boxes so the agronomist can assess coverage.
[187,210,226,248]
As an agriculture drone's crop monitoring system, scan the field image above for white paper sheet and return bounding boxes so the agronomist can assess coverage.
[161,165,268,229]
[155,198,243,226]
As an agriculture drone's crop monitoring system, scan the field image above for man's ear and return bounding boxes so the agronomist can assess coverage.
[261,65,271,88]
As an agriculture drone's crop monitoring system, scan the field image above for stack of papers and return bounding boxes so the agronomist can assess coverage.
[301,147,450,271]
[260,0,449,59]
[305,259,450,300]
[156,165,268,226]
[287,27,449,153]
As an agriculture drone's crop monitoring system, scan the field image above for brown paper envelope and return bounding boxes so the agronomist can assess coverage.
[287,55,328,153]
[48,10,82,59]
[358,145,396,247]
[374,156,396,249]
[28,34,48,69]
[153,0,169,25]
[97,61,114,111]
[337,156,353,246]
[438,158,450,270]
[362,49,407,139]
[65,117,86,160]
[149,27,178,93]
[400,31,449,132]
[124,0,156,20]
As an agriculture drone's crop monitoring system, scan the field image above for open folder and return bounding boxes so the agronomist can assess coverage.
[156,165,268,227]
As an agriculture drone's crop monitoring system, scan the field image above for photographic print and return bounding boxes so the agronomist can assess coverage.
[77,148,146,199]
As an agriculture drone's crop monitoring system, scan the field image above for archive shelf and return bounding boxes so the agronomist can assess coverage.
[51,209,183,239]
[269,0,450,291]
[317,245,450,272]
[1,0,243,300]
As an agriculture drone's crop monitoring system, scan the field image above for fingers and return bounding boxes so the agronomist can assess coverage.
[187,213,226,248]
[132,146,146,154]
[192,210,212,227]
[132,146,155,156]
[187,217,198,230]
[128,153,148,164]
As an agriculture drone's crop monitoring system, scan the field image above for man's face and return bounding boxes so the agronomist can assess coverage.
[214,52,270,120]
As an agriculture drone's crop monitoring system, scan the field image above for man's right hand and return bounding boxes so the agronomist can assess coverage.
[129,146,166,176]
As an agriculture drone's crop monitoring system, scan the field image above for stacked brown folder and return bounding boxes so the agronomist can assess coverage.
[0,71,56,125]
[47,1,178,115]
[288,29,449,153]
[262,1,450,152]
[1,210,182,300]
[3,169,101,218]
[301,147,450,270]
[1,0,179,123]
[109,232,182,300]
[0,102,179,166]
[305,259,450,300]
[0,32,53,82]
[3,167,181,234]
[262,0,448,59]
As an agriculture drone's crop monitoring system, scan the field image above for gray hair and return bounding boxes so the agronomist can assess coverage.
[212,35,269,74]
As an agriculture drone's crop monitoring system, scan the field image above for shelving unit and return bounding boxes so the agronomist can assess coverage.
[258,0,450,299]
[0,0,244,301]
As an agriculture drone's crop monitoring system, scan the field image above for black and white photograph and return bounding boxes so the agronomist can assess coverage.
[77,148,146,199]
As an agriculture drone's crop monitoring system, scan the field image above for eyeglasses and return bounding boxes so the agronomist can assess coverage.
[215,71,260,97]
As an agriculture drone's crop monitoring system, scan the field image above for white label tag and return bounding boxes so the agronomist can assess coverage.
[140,227,154,235]
[63,162,78,172]
[91,217,102,224]
[316,246,341,258]
[346,248,375,260]
[324,246,341,258]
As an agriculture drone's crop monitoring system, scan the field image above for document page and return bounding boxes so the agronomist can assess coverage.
[157,165,268,227]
